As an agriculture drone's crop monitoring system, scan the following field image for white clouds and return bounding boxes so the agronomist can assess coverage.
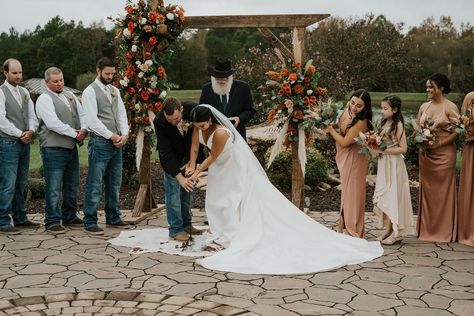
[0,0,472,33]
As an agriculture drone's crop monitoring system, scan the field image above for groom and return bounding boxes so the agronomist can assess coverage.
[154,97,205,241]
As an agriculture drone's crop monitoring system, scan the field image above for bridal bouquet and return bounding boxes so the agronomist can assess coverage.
[354,128,389,155]
[408,117,437,152]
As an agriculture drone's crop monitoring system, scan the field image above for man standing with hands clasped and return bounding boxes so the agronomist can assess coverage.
[0,58,40,234]
[81,57,129,235]
[36,67,88,234]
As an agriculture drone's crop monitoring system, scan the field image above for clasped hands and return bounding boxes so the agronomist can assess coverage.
[110,133,129,148]
[19,130,34,144]
[176,163,200,192]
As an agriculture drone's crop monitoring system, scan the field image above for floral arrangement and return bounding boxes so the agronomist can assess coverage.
[408,117,437,152]
[265,59,328,144]
[111,0,185,138]
[450,109,474,143]
[354,127,389,155]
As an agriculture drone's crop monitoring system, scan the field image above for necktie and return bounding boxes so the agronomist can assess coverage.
[14,87,22,105]
[221,94,228,113]
[105,86,113,103]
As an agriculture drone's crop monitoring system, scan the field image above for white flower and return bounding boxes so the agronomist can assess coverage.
[306,89,313,95]
[119,77,129,87]
[145,60,153,66]
[423,129,431,137]
[358,131,367,141]
[139,63,149,72]
[135,60,141,65]
[138,72,144,78]
[123,28,131,38]
[159,90,167,98]
[166,13,175,20]
[131,45,138,52]
[140,18,147,25]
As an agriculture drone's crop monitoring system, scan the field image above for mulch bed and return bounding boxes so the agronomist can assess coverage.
[26,160,422,216]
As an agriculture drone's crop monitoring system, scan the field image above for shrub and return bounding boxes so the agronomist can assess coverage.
[27,178,45,199]
[265,147,328,190]
[75,72,97,92]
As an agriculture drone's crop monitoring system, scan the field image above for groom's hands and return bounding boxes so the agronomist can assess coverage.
[176,172,195,192]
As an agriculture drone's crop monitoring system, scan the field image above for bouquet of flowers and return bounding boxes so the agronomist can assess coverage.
[265,59,328,144]
[353,125,389,155]
[408,117,437,152]
[450,109,474,143]
[111,0,185,139]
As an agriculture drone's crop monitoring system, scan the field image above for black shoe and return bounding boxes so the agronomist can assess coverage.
[0,226,21,235]
[84,225,104,235]
[45,225,66,234]
[106,220,129,227]
[63,217,83,227]
[14,220,41,228]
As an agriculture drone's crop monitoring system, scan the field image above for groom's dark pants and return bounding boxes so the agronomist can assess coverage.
[163,172,192,237]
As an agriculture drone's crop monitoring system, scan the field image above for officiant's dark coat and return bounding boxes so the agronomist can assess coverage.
[154,101,204,177]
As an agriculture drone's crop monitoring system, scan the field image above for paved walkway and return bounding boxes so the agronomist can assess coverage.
[1,210,473,315]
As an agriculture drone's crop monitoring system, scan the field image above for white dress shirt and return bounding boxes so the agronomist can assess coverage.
[36,87,87,139]
[81,78,129,139]
[0,81,38,138]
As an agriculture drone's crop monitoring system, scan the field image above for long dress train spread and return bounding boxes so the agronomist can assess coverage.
[373,127,414,237]
[417,102,458,242]
[195,123,382,274]
[335,120,368,238]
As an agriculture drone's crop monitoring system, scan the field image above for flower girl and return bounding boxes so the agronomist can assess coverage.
[371,95,414,245]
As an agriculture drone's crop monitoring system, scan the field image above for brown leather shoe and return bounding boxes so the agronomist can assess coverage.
[45,225,66,234]
[170,232,190,242]
[185,226,204,235]
[14,220,41,228]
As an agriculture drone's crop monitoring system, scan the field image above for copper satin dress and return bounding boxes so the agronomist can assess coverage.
[458,93,474,246]
[417,102,459,242]
[335,118,369,238]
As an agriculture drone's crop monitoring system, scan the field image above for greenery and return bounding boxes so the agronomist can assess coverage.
[266,147,328,190]
[26,178,45,199]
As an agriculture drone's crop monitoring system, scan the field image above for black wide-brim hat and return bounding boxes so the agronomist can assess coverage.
[207,58,234,78]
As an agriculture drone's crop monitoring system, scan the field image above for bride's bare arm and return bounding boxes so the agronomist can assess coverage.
[186,127,200,175]
[189,130,229,181]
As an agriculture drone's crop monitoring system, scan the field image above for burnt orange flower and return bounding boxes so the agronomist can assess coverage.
[292,62,302,69]
[141,91,150,101]
[127,21,135,32]
[293,84,304,95]
[149,36,158,46]
[265,71,280,80]
[157,24,168,34]
[310,95,317,103]
[157,14,165,22]
[282,82,291,90]
[267,109,277,123]
[305,65,316,75]
[157,66,167,79]
[288,73,298,81]
[125,5,133,14]
[316,87,328,95]
[148,11,157,23]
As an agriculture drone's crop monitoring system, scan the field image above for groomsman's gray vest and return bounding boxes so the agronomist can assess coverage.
[91,82,120,135]
[0,84,29,139]
[38,91,81,149]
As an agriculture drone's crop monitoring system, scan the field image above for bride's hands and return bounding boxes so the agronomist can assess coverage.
[184,162,196,177]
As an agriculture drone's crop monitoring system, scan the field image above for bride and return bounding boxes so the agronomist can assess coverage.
[184,104,383,275]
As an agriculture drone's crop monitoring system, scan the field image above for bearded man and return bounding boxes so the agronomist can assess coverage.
[199,58,255,140]
[81,57,129,234]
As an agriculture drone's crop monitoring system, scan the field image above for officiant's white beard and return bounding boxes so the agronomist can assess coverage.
[211,76,233,96]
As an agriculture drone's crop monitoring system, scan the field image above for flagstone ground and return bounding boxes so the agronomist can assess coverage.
[1,210,473,315]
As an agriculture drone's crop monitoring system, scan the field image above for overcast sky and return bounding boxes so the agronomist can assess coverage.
[0,0,472,33]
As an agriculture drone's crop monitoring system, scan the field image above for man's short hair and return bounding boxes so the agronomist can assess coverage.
[3,58,19,72]
[163,97,182,115]
[44,67,63,81]
[96,57,116,70]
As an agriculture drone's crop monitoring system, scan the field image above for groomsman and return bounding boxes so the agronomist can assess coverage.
[82,57,129,234]
[199,57,255,140]
[0,58,40,234]
[36,67,88,234]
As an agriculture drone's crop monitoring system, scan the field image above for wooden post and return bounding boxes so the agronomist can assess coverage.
[132,140,157,216]
[290,27,307,210]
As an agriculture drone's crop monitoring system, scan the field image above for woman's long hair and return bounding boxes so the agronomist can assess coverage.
[348,89,373,130]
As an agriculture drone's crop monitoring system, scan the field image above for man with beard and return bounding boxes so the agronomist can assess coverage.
[0,58,40,234]
[36,67,88,234]
[81,57,129,234]
[199,58,255,140]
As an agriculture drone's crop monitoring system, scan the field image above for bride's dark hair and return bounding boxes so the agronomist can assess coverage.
[190,105,218,123]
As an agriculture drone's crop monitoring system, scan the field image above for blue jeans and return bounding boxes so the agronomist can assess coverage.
[41,146,80,229]
[0,138,30,228]
[83,136,123,228]
[163,172,192,237]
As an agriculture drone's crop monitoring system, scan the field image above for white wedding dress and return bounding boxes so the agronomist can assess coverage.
[193,105,383,275]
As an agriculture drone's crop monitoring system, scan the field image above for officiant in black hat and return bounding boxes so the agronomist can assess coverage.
[199,57,255,140]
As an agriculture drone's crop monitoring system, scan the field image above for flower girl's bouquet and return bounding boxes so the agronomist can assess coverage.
[354,127,389,155]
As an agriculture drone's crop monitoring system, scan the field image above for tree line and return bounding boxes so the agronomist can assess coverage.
[1,14,472,98]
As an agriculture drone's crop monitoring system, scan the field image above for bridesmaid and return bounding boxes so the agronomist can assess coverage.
[417,73,459,242]
[326,89,373,238]
[458,91,474,246]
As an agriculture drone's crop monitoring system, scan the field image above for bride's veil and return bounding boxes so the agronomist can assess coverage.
[197,104,267,177]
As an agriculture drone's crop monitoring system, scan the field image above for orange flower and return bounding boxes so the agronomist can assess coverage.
[157,66,167,79]
[177,7,185,21]
[267,109,277,122]
[157,24,168,34]
[305,65,316,75]
[310,95,317,103]
[293,84,304,95]
[127,21,135,32]
[292,62,303,69]
[279,68,289,78]
[265,71,280,80]
[282,82,291,90]
[141,91,150,101]
[125,5,133,14]
[149,36,158,46]
[288,73,298,81]
[148,11,157,23]
[278,89,285,96]
[157,14,165,22]
[284,87,292,95]
[316,87,328,95]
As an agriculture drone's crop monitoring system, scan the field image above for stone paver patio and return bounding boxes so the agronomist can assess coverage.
[1,209,473,315]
